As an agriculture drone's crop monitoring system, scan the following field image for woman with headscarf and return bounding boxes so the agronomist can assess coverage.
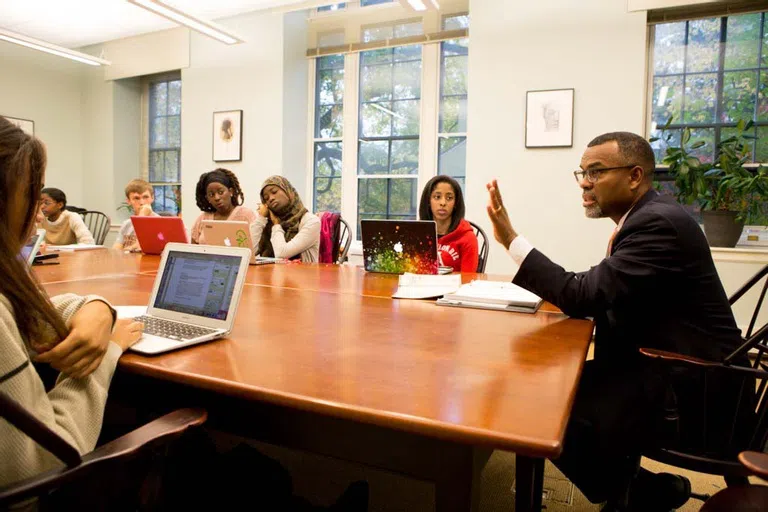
[253,176,320,262]
[190,168,256,244]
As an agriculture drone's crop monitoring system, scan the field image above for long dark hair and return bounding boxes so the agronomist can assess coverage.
[418,176,465,235]
[0,117,68,342]
[195,168,244,213]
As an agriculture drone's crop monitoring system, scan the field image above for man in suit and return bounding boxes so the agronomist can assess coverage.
[486,132,744,511]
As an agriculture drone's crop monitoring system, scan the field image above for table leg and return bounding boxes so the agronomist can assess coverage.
[516,455,544,511]
[434,447,490,512]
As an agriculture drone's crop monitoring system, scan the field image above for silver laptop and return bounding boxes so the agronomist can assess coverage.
[129,243,251,355]
[20,229,45,265]
[201,220,283,265]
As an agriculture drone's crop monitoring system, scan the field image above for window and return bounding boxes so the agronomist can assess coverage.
[313,55,344,213]
[317,3,346,12]
[148,78,181,214]
[438,14,469,190]
[361,0,393,6]
[649,12,768,164]
[357,44,422,233]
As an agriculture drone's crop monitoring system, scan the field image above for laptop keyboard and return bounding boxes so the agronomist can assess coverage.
[134,315,219,342]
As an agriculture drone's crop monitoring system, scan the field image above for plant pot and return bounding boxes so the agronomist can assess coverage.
[701,210,745,248]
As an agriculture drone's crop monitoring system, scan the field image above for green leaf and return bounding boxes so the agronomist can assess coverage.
[690,141,706,149]
[679,163,689,176]
[682,128,691,145]
[649,137,660,143]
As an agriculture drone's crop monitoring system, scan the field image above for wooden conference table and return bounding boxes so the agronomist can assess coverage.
[38,249,593,512]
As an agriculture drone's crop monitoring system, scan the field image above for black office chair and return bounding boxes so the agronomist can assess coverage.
[337,217,352,264]
[82,211,111,245]
[0,391,207,509]
[468,220,489,273]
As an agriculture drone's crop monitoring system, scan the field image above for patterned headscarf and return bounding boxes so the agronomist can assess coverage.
[257,175,308,257]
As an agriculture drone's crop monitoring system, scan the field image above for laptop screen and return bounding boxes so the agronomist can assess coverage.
[19,234,40,265]
[153,250,242,321]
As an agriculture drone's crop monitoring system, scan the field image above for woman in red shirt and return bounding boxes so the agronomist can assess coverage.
[418,176,479,273]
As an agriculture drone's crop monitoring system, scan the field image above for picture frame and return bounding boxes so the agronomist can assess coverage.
[3,115,34,136]
[525,89,574,148]
[212,110,243,162]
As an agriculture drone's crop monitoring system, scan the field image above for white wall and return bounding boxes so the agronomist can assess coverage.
[180,9,308,226]
[465,0,648,274]
[0,43,86,207]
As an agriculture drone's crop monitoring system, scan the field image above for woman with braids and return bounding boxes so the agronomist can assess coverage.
[0,117,143,488]
[190,168,256,244]
[253,176,320,262]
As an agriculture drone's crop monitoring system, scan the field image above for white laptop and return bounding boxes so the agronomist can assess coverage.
[127,243,251,355]
[20,229,46,265]
[200,220,283,265]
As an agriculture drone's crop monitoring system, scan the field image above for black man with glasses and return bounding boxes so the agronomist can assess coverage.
[486,132,749,511]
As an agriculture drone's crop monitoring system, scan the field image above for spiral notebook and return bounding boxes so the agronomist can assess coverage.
[436,280,543,313]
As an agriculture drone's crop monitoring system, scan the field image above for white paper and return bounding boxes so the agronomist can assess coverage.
[114,305,147,319]
[46,244,104,251]
[442,280,542,307]
[392,273,462,299]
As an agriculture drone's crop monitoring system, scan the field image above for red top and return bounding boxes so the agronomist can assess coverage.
[438,219,479,273]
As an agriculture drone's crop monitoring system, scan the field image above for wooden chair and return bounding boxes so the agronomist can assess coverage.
[82,211,111,245]
[0,391,207,509]
[337,216,352,264]
[701,451,768,511]
[468,220,489,273]
[728,265,768,341]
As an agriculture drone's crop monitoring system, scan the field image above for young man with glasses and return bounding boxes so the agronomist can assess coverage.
[487,132,748,511]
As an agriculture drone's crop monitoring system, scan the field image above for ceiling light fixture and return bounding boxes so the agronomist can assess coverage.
[0,27,110,66]
[406,0,427,11]
[126,0,244,45]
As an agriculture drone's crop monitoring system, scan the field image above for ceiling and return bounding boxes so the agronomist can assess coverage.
[0,0,311,49]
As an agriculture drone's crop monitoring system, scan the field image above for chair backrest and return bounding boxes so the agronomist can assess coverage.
[337,216,352,264]
[82,211,110,245]
[729,265,768,340]
[468,220,489,273]
[64,205,88,215]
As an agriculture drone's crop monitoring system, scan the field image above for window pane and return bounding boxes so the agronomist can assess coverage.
[764,15,768,67]
[392,100,420,136]
[357,177,417,226]
[688,127,715,163]
[686,18,720,73]
[649,127,682,163]
[164,150,179,182]
[757,127,768,162]
[683,73,717,123]
[393,61,421,99]
[168,80,181,115]
[443,14,469,30]
[318,55,344,70]
[652,76,683,125]
[318,69,345,105]
[440,96,468,133]
[438,137,467,182]
[318,31,345,47]
[391,140,419,175]
[149,151,165,182]
[150,82,168,117]
[361,0,393,6]
[394,45,421,62]
[360,103,393,137]
[721,126,756,159]
[654,22,686,74]
[167,116,181,147]
[721,70,758,123]
[394,22,422,38]
[361,64,393,102]
[361,48,393,66]
[152,185,180,215]
[151,117,167,148]
[315,142,343,177]
[758,71,768,122]
[724,13,761,70]
[359,140,389,175]
[317,3,346,12]
[362,25,392,42]
[314,177,342,212]
[442,38,468,57]
[314,143,342,212]
[442,55,468,96]
[316,104,344,138]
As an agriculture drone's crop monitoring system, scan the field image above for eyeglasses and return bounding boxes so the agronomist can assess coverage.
[573,165,637,184]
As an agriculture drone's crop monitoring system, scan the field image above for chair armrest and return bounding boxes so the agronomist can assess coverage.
[0,408,207,507]
[639,348,721,368]
[739,451,768,481]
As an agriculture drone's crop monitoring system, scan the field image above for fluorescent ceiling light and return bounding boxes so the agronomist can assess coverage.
[126,0,244,45]
[0,27,110,66]
[406,0,427,11]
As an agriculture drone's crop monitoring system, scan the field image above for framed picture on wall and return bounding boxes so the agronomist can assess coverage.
[212,110,243,162]
[525,89,574,148]
[3,116,34,136]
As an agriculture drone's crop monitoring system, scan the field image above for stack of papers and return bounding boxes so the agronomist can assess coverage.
[436,280,543,313]
[392,273,462,299]
[46,244,104,251]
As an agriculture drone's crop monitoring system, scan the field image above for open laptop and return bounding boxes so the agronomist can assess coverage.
[128,243,251,355]
[200,220,282,265]
[361,219,449,275]
[20,229,46,265]
[132,216,189,255]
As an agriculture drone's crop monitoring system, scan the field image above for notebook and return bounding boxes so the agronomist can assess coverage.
[361,219,450,275]
[123,243,251,355]
[200,220,283,266]
[20,229,45,265]
[437,280,543,313]
[131,216,189,255]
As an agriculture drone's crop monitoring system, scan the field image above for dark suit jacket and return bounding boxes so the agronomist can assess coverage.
[513,189,742,365]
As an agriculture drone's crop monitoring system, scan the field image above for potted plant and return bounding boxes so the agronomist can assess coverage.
[653,119,768,247]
